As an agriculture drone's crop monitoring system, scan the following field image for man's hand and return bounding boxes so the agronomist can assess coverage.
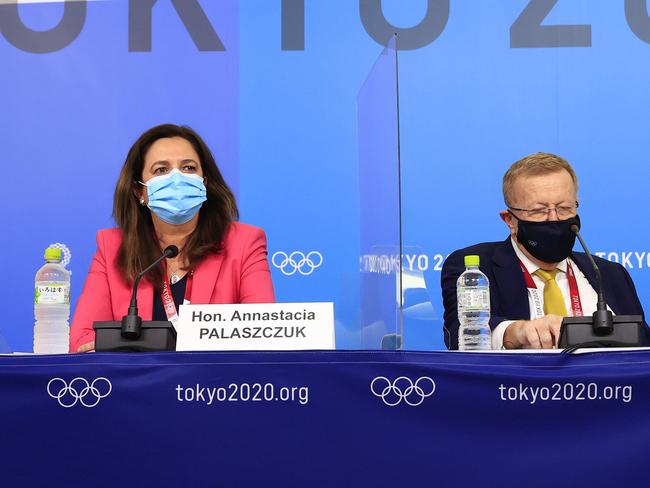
[503,315,563,349]
[77,341,95,353]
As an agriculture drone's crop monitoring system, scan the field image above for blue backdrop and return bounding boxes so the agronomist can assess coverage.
[3,0,649,352]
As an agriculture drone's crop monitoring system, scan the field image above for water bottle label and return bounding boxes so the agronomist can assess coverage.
[35,284,70,305]
[458,289,489,310]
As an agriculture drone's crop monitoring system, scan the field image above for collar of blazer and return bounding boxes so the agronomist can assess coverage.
[491,238,531,320]
[491,236,619,317]
[190,251,225,304]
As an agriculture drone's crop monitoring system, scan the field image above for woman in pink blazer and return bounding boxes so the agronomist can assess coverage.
[70,124,275,352]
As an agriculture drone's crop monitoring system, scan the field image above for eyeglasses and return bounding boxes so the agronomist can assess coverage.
[508,202,579,221]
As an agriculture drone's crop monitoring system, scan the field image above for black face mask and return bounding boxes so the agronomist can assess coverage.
[510,212,581,263]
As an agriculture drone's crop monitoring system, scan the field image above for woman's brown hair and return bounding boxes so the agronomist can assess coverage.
[113,124,238,290]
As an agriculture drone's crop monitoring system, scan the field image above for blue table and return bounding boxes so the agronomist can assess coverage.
[1,349,649,488]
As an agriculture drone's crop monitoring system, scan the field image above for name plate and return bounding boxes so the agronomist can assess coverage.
[175,302,335,351]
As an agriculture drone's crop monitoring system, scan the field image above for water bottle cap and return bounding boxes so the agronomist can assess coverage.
[44,247,62,261]
[464,255,480,267]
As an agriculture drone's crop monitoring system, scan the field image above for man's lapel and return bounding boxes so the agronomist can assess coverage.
[492,238,530,319]
[570,252,599,291]
[570,252,619,313]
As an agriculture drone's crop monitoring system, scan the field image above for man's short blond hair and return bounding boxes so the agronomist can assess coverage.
[502,152,578,206]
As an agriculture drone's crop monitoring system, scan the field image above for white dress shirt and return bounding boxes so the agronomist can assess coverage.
[491,238,601,349]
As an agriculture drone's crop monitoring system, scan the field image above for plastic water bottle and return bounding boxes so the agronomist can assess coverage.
[457,255,491,351]
[34,247,70,354]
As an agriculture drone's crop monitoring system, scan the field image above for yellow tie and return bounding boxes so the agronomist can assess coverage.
[534,269,568,316]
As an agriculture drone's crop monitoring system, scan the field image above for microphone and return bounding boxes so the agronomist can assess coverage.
[121,245,179,339]
[570,225,613,335]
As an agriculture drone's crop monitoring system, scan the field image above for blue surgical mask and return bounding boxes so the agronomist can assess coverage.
[140,169,207,225]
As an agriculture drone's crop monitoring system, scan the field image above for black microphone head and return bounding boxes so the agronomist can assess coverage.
[164,245,179,258]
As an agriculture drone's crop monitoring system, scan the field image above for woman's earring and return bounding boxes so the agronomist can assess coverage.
[140,198,146,206]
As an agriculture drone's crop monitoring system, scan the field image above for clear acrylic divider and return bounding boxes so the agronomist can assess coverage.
[401,246,442,350]
[357,35,403,350]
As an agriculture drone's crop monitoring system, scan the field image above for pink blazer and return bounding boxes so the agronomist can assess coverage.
[69,222,275,352]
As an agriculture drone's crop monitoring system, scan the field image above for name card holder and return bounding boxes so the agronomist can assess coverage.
[175,302,335,351]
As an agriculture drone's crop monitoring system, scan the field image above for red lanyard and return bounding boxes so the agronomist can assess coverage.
[518,260,584,317]
[161,270,193,325]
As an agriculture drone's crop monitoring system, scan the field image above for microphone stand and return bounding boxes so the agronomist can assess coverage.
[93,245,180,352]
[570,226,613,336]
[559,226,644,351]
[121,245,179,339]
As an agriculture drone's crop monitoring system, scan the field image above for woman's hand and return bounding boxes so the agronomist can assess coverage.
[77,341,95,353]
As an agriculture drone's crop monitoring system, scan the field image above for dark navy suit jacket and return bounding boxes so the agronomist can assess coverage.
[441,238,647,350]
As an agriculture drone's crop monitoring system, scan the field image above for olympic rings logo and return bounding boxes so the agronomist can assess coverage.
[271,251,323,276]
[46,377,112,408]
[370,376,436,407]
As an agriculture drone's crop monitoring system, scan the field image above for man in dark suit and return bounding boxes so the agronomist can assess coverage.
[441,153,646,350]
